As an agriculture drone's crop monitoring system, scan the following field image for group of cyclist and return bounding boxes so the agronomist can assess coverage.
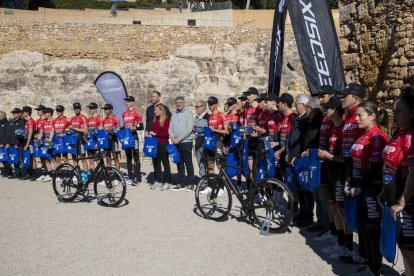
[1,78,414,275]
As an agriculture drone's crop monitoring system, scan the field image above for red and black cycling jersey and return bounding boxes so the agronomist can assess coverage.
[87,115,103,130]
[52,116,70,134]
[320,115,334,151]
[239,106,258,128]
[40,119,54,137]
[36,118,45,133]
[25,117,36,134]
[382,129,414,188]
[256,108,267,130]
[350,125,389,185]
[208,111,227,130]
[70,114,88,130]
[122,109,142,129]
[328,122,344,155]
[225,112,239,126]
[342,106,365,157]
[267,110,284,139]
[102,116,120,131]
[279,112,297,147]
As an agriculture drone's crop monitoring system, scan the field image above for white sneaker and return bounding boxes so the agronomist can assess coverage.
[43,175,52,182]
[55,177,62,185]
[97,181,105,186]
[330,247,352,260]
[171,184,186,191]
[217,187,227,197]
[161,183,171,191]
[314,231,336,242]
[36,175,45,181]
[321,245,342,255]
[113,180,121,186]
[125,179,133,186]
[150,182,162,190]
[72,176,78,184]
[199,186,212,195]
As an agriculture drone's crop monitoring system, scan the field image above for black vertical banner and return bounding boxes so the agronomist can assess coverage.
[268,0,288,96]
[288,0,346,95]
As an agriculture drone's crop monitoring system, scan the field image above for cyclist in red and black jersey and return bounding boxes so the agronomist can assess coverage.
[252,93,268,136]
[346,102,389,275]
[52,105,70,166]
[101,103,121,170]
[238,87,259,128]
[20,106,36,180]
[380,88,414,275]
[266,94,284,146]
[224,97,240,150]
[36,108,55,182]
[33,105,46,180]
[122,96,144,185]
[86,102,103,170]
[69,102,88,171]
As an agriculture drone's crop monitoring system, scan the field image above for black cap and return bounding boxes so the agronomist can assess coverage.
[321,96,342,109]
[237,93,247,100]
[338,83,366,98]
[124,96,135,102]
[11,108,22,114]
[44,107,54,114]
[317,85,337,95]
[226,97,237,106]
[254,93,267,102]
[22,106,32,113]
[207,96,218,106]
[279,93,294,106]
[102,103,113,110]
[244,87,259,96]
[73,102,81,110]
[55,105,65,112]
[34,105,46,111]
[86,102,98,109]
[266,94,280,102]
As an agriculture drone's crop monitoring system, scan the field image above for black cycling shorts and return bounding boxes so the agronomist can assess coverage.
[397,204,414,251]
[327,161,346,205]
[358,185,382,228]
[105,139,120,157]
[203,139,224,163]
[320,161,328,188]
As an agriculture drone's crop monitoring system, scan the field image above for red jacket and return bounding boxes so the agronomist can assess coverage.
[151,119,170,143]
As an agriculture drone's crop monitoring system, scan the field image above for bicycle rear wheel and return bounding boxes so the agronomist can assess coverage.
[250,178,294,233]
[195,173,232,221]
[93,167,126,207]
[52,163,80,202]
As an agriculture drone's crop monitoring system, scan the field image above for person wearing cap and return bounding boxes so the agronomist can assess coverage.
[35,108,55,182]
[237,93,248,110]
[69,102,88,172]
[122,96,144,185]
[85,102,103,171]
[20,106,36,180]
[265,94,284,148]
[275,93,297,176]
[238,87,259,128]
[193,99,209,180]
[317,96,349,258]
[6,108,26,179]
[168,96,195,191]
[252,93,268,135]
[0,110,13,177]
[101,104,121,170]
[32,105,47,181]
[52,105,70,166]
[337,83,367,264]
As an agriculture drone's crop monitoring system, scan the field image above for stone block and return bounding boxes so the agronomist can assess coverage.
[342,53,360,70]
[339,3,356,22]
[400,56,409,66]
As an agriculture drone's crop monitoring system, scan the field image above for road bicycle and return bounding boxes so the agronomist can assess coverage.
[52,149,127,207]
[195,140,294,234]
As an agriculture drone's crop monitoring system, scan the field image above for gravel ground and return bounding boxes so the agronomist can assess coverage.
[0,159,405,276]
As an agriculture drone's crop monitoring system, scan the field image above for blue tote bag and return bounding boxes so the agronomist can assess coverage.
[267,148,276,178]
[23,150,31,168]
[294,156,309,190]
[63,135,78,155]
[52,136,64,155]
[308,148,321,191]
[0,147,9,162]
[230,126,243,149]
[143,137,158,157]
[380,204,397,263]
[225,152,240,178]
[241,139,249,177]
[166,144,180,164]
[344,196,359,232]
[256,158,268,182]
[117,128,135,150]
[8,147,20,164]
[97,129,110,150]
[285,164,298,192]
[203,127,216,151]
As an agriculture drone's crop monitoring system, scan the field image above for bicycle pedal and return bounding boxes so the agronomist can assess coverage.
[260,216,271,236]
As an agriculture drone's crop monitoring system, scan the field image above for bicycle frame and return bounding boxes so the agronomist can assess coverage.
[73,153,109,187]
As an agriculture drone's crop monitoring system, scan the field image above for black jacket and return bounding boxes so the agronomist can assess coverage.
[7,116,26,146]
[0,118,11,145]
[145,103,172,132]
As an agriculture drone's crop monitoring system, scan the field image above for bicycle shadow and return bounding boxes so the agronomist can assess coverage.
[296,227,401,275]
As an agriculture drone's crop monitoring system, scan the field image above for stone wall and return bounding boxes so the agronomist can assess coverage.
[339,0,414,103]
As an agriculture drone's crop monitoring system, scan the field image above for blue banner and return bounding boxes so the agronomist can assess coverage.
[94,71,128,126]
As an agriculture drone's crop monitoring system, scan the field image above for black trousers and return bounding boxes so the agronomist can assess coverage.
[154,143,171,184]
[177,142,194,186]
[359,226,382,274]
[299,188,314,221]
[125,135,140,179]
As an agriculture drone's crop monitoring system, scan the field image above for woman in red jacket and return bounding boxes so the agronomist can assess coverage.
[149,104,171,190]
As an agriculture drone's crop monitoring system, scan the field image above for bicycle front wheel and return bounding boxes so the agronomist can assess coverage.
[93,167,127,207]
[195,173,232,221]
[52,163,80,202]
[250,178,294,233]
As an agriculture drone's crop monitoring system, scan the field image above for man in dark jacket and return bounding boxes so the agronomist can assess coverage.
[0,111,13,177]
[7,108,27,179]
